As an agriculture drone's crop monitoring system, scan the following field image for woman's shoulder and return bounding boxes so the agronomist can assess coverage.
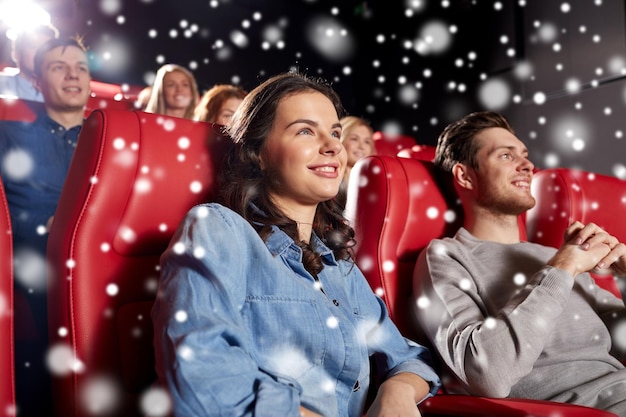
[178,202,253,235]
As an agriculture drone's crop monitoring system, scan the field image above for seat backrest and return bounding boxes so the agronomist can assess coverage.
[345,155,463,340]
[46,109,231,417]
[345,155,528,340]
[0,96,42,122]
[0,178,15,414]
[397,144,436,161]
[372,131,416,157]
[527,168,626,298]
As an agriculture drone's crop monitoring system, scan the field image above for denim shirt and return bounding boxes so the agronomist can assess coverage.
[152,203,440,417]
[0,112,81,255]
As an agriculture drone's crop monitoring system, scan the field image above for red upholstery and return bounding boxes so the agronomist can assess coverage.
[372,131,416,156]
[46,109,231,416]
[0,178,15,414]
[86,80,142,113]
[345,155,618,417]
[527,168,626,298]
[397,144,436,161]
[0,96,42,122]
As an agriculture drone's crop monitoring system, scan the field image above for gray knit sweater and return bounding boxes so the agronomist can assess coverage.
[414,228,626,414]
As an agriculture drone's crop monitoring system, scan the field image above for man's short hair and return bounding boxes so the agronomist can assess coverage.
[33,36,88,78]
[434,111,514,173]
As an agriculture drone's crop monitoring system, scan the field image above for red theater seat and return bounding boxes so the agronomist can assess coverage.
[0,96,42,122]
[0,178,15,414]
[345,155,618,417]
[397,144,436,161]
[46,109,231,417]
[527,168,626,298]
[372,131,416,156]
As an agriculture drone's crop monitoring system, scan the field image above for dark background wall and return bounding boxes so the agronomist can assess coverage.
[1,0,625,178]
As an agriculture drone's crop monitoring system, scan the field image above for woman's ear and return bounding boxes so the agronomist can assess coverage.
[452,163,474,190]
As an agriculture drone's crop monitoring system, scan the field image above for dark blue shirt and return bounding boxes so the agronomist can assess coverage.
[0,111,81,255]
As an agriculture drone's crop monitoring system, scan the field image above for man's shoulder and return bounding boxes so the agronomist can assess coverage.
[0,118,42,145]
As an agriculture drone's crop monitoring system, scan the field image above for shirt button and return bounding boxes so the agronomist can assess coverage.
[332,299,339,306]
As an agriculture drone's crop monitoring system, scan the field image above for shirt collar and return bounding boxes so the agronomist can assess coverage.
[264,224,337,265]
[34,110,84,133]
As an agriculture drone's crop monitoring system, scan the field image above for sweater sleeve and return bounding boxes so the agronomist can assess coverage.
[413,239,576,398]
[580,273,626,361]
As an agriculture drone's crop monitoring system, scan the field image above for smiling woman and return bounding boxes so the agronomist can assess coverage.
[144,63,199,120]
[151,71,440,417]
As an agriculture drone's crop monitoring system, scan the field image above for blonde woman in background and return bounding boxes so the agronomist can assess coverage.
[340,115,376,185]
[336,116,377,210]
[145,64,199,119]
[194,84,247,125]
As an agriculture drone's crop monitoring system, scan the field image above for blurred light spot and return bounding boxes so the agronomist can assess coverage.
[81,375,121,415]
[306,16,355,62]
[177,137,190,149]
[533,91,546,105]
[106,283,119,296]
[175,310,188,323]
[113,138,125,150]
[538,22,558,43]
[134,178,152,193]
[572,138,585,151]
[326,316,339,329]
[173,242,185,254]
[443,210,457,223]
[14,248,46,290]
[414,20,452,55]
[230,30,248,48]
[119,226,137,242]
[416,295,430,309]
[426,207,439,219]
[141,387,172,417]
[398,84,419,105]
[193,247,205,258]
[2,149,33,180]
[382,260,395,272]
[478,78,510,110]
[613,164,626,179]
[513,61,533,80]
[190,181,202,193]
[565,78,581,93]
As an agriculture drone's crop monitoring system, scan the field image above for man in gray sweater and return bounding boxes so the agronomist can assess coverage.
[413,111,626,414]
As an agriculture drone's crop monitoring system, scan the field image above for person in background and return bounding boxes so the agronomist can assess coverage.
[134,84,152,110]
[336,115,376,210]
[144,63,199,119]
[413,111,626,414]
[340,115,376,185]
[152,71,440,417]
[0,22,59,102]
[193,83,247,125]
[0,36,91,417]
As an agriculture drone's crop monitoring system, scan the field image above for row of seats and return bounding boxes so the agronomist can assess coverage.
[0,102,624,415]
[345,154,626,416]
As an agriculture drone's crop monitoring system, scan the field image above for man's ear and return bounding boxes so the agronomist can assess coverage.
[452,163,474,190]
[32,76,42,93]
